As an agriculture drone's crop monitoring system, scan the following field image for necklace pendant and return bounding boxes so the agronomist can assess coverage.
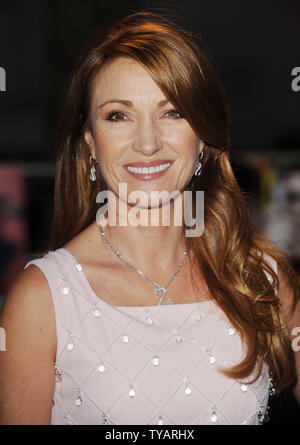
[154,286,166,298]
[154,286,168,305]
[99,226,188,307]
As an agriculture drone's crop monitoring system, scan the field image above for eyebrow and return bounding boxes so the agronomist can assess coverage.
[96,98,170,110]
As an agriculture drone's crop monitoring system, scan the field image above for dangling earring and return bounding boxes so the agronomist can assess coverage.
[194,150,204,176]
[89,156,98,182]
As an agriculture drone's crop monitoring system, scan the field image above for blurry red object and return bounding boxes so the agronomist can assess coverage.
[0,164,28,295]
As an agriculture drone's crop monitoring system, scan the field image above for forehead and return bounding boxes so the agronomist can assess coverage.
[91,57,166,103]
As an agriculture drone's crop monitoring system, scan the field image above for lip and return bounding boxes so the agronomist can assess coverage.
[123,159,174,182]
[123,159,174,168]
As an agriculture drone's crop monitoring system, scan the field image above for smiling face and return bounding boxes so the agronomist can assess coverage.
[85,56,203,205]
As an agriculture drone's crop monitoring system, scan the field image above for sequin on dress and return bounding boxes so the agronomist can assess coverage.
[23,248,277,425]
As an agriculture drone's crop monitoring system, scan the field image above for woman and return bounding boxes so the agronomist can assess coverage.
[0,11,299,425]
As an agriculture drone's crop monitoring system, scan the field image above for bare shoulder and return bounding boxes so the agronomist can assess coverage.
[0,264,56,424]
[1,264,56,360]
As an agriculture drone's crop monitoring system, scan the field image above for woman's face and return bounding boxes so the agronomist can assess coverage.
[85,56,203,204]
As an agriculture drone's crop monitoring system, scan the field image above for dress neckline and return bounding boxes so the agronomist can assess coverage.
[57,247,215,311]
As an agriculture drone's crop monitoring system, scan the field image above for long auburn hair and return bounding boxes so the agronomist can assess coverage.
[48,11,300,392]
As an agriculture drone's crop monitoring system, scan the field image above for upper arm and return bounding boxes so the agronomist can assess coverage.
[276,264,300,403]
[0,265,57,425]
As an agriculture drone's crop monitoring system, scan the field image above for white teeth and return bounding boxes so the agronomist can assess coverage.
[126,162,171,174]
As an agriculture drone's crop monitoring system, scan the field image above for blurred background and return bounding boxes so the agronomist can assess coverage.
[0,0,299,423]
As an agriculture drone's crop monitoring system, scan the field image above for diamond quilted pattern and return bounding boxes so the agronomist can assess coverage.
[23,248,274,425]
[108,391,158,424]
[135,359,186,406]
[81,359,129,412]
[189,359,235,402]
[162,383,212,424]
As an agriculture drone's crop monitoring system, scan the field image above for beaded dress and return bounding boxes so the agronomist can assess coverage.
[24,248,276,425]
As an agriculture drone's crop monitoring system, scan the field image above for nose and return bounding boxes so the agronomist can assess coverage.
[132,117,162,156]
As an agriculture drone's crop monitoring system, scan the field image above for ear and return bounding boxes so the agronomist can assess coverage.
[199,139,205,152]
[83,128,96,159]
[196,139,205,156]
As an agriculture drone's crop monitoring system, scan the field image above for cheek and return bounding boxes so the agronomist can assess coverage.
[92,124,127,159]
[168,132,198,158]
[161,123,197,144]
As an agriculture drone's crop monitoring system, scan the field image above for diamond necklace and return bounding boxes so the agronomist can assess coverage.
[99,225,188,305]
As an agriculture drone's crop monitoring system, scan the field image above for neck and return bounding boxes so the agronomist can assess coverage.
[93,193,190,274]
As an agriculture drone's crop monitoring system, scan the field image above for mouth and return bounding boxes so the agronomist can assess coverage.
[123,159,174,181]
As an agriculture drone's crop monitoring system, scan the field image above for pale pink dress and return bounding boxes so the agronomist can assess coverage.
[24,248,276,425]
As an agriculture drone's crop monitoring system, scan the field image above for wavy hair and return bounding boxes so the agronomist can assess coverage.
[48,11,300,392]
